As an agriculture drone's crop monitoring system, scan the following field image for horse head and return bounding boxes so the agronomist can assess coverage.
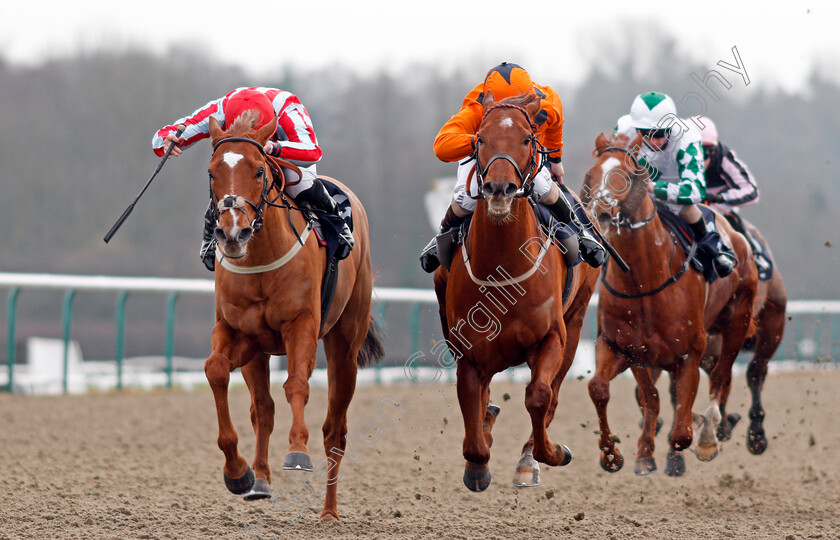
[475,92,542,220]
[582,132,651,238]
[207,110,278,260]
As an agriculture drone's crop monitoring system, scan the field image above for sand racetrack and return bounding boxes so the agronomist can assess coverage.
[1,368,838,539]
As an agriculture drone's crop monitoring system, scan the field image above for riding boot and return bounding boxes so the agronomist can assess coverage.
[420,206,467,273]
[295,179,354,260]
[199,201,217,271]
[688,217,737,277]
[544,190,607,268]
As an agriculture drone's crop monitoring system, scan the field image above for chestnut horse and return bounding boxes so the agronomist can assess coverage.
[204,110,383,520]
[581,133,758,476]
[433,93,599,491]
[700,215,787,454]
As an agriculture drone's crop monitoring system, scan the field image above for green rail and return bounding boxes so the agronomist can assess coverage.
[1,273,836,393]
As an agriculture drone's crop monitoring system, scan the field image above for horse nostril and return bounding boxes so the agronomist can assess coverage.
[237,227,254,243]
[214,227,227,243]
[504,183,518,197]
[482,183,494,197]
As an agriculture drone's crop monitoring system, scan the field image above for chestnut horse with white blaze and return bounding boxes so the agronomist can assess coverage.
[434,93,599,491]
[581,133,758,477]
[204,110,383,520]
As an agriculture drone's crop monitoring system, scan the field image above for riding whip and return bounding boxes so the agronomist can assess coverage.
[103,124,186,243]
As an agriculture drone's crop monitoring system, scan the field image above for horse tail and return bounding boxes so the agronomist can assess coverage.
[357,316,385,368]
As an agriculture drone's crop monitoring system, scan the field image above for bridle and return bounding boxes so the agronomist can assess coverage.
[469,103,558,201]
[209,136,309,247]
[587,146,657,233]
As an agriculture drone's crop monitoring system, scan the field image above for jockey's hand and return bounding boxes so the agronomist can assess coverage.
[550,161,565,184]
[645,179,655,193]
[163,131,184,158]
[264,141,277,156]
[705,192,725,203]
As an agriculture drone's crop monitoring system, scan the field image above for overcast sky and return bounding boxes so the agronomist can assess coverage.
[2,1,838,93]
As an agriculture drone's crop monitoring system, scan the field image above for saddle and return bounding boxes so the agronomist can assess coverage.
[723,212,774,281]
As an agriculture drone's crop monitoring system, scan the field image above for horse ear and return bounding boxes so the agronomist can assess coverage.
[256,115,277,144]
[209,116,224,141]
[483,91,496,109]
[524,93,541,121]
[594,132,610,155]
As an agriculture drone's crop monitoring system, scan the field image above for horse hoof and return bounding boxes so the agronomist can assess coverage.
[464,462,492,492]
[634,456,657,476]
[487,404,501,418]
[599,451,623,473]
[512,455,540,487]
[320,509,340,522]
[243,478,272,501]
[558,445,573,467]
[224,465,255,495]
[747,427,768,455]
[283,452,314,471]
[717,413,742,441]
[665,450,686,477]
[695,443,719,462]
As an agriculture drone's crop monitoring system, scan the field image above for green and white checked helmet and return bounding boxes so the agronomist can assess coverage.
[629,91,677,130]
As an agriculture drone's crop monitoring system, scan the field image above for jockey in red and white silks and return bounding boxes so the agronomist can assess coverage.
[153,86,321,198]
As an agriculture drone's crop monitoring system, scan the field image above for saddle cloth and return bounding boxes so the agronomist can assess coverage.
[654,203,720,283]
[309,178,354,262]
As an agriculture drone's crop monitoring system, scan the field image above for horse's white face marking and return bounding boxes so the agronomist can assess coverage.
[222,151,244,169]
[599,157,621,191]
[499,116,514,129]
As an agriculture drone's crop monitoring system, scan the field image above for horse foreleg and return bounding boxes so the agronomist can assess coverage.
[588,336,630,472]
[240,355,274,500]
[457,361,492,492]
[281,316,319,471]
[526,330,573,468]
[667,352,701,476]
[513,305,584,487]
[630,366,660,476]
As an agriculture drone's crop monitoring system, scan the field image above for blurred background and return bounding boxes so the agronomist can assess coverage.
[0,2,837,367]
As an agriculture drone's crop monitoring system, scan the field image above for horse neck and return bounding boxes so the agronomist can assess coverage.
[608,195,675,281]
[467,198,546,279]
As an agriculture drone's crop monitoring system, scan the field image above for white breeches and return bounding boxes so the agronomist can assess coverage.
[283,164,317,197]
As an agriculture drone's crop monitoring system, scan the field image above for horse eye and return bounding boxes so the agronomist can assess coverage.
[256,167,264,179]
[523,136,531,146]
[208,171,214,181]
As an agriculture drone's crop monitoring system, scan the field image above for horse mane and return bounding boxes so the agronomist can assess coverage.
[497,92,540,109]
[226,109,263,137]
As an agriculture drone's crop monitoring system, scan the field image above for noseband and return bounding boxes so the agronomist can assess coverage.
[470,103,556,201]
[209,136,281,233]
[587,146,656,233]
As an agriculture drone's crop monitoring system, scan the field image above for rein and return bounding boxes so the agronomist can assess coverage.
[588,146,657,233]
[600,241,697,299]
[210,136,312,273]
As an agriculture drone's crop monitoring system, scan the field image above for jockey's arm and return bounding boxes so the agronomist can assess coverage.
[717,148,759,206]
[651,140,706,206]
[264,96,322,166]
[151,95,226,157]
